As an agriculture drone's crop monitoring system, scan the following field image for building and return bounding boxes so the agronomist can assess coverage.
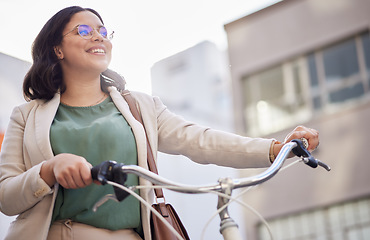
[0,53,30,239]
[0,53,30,131]
[151,40,233,130]
[151,41,245,239]
[224,0,370,239]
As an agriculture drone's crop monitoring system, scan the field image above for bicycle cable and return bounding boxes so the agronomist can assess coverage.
[103,158,302,240]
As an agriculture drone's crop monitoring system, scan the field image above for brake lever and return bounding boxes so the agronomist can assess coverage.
[93,194,119,212]
[291,139,331,171]
[317,160,331,171]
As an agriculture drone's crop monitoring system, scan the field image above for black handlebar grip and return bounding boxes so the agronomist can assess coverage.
[291,139,318,168]
[91,165,99,181]
[91,161,117,184]
[291,139,310,157]
[91,161,130,201]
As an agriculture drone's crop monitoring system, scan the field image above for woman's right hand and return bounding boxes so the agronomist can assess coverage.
[40,153,93,189]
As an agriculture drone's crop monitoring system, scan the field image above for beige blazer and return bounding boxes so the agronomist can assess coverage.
[0,87,273,240]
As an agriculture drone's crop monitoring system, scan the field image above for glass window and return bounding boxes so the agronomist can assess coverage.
[319,35,367,106]
[329,82,364,103]
[361,32,370,88]
[308,53,319,87]
[292,62,305,107]
[258,66,284,101]
[243,76,255,107]
[307,53,323,110]
[242,66,285,136]
[361,32,370,72]
[242,64,311,136]
[323,38,359,83]
[241,33,370,136]
[313,96,322,110]
[258,198,370,240]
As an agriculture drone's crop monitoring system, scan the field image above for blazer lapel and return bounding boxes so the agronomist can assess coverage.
[34,93,60,161]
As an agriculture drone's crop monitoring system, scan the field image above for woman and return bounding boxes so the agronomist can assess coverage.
[0,6,319,240]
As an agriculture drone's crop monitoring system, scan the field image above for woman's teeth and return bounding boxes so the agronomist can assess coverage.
[90,49,105,53]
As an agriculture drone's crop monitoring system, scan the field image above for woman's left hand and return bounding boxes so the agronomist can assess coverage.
[272,126,319,161]
[283,125,319,152]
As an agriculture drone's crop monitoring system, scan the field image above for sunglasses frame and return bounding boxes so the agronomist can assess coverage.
[63,24,114,40]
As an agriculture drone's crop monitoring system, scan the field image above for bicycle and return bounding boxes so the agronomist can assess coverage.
[91,139,331,240]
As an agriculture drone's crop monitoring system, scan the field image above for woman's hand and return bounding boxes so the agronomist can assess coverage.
[283,125,319,151]
[273,126,320,159]
[40,153,93,189]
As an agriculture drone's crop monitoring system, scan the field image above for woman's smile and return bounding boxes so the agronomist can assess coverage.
[87,46,107,55]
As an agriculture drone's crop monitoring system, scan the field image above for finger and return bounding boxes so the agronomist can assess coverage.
[300,129,319,151]
[284,130,306,143]
[55,175,67,188]
[71,172,86,189]
[68,163,92,188]
[86,162,93,169]
[66,174,78,189]
[60,166,79,189]
[284,127,319,151]
[57,175,75,189]
[80,164,93,186]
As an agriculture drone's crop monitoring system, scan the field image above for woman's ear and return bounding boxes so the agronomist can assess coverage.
[54,46,64,60]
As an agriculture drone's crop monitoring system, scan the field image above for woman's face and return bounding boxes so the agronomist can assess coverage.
[56,11,112,76]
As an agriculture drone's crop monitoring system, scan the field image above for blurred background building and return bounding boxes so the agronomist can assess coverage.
[0,53,30,134]
[0,53,30,239]
[224,0,370,239]
[150,41,242,239]
[1,0,370,239]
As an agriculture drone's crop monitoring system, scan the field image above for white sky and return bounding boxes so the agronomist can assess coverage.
[0,0,280,93]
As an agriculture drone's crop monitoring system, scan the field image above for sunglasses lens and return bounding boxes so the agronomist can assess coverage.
[99,27,108,38]
[78,25,93,38]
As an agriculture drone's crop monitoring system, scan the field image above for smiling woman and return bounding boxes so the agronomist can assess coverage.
[0,5,319,240]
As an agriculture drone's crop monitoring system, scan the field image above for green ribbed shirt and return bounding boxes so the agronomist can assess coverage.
[50,97,141,232]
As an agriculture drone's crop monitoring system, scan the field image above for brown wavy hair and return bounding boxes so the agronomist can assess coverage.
[23,6,124,101]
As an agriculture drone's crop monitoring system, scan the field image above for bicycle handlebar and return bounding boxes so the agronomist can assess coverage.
[91,139,330,200]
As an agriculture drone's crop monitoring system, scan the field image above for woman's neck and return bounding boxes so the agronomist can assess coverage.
[60,74,107,107]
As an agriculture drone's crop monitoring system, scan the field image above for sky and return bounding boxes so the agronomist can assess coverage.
[0,0,280,93]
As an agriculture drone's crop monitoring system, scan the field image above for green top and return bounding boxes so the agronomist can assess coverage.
[50,96,141,232]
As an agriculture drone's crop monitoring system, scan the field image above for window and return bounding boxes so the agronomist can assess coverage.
[323,38,364,103]
[242,32,370,136]
[307,32,370,111]
[361,33,370,84]
[242,60,311,136]
[258,198,370,240]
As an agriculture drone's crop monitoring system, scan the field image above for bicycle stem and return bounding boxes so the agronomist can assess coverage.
[217,178,243,240]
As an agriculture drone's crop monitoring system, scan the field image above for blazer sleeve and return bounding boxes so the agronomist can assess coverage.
[152,96,273,168]
[0,106,53,216]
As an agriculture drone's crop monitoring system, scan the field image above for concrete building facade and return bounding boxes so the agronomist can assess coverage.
[224,0,370,239]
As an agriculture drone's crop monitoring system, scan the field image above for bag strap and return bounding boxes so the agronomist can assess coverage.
[121,90,165,199]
